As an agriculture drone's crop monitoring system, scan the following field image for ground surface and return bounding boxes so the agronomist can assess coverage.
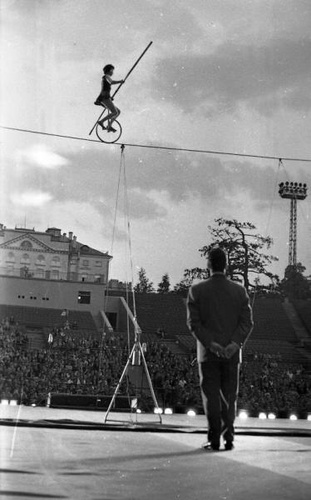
[0,406,310,500]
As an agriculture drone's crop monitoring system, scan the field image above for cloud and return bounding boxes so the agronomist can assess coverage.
[126,188,167,220]
[155,38,311,116]
[16,144,69,169]
[57,147,296,214]
[10,190,53,207]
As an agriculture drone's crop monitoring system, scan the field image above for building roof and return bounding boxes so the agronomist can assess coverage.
[76,242,112,258]
[0,225,112,259]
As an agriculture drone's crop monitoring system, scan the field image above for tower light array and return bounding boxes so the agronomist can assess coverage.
[278,181,308,266]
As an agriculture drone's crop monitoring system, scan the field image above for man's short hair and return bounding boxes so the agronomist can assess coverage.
[103,64,114,74]
[208,247,227,272]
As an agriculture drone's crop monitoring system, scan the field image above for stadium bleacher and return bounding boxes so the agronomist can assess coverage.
[3,295,305,365]
[176,334,196,353]
[244,298,306,363]
[0,304,99,350]
[1,297,310,414]
[134,294,310,367]
[0,305,98,331]
[292,300,311,337]
[135,293,189,337]
[250,298,297,341]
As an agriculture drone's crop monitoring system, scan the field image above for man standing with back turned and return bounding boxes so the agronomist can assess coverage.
[187,247,253,451]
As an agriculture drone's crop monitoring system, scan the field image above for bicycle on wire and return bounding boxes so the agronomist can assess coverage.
[95,104,122,144]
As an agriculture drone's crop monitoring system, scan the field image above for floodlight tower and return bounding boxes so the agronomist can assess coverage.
[278,181,308,266]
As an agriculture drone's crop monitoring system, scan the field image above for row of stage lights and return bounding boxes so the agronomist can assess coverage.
[237,410,309,421]
[1,400,310,421]
[278,181,308,200]
[152,407,311,421]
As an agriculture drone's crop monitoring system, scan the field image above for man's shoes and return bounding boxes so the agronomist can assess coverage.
[202,440,234,451]
[107,126,117,133]
[201,441,220,451]
[98,121,106,130]
[224,441,234,451]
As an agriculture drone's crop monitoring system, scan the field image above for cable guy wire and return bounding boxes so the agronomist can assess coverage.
[1,125,311,163]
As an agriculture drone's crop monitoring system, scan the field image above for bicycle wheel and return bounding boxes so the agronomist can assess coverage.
[95,120,122,144]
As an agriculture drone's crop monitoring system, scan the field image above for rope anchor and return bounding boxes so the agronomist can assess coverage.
[103,145,162,424]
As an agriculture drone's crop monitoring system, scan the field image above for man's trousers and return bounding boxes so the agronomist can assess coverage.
[198,353,240,445]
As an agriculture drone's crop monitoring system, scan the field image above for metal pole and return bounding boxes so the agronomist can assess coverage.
[112,41,153,99]
[103,342,135,423]
[294,198,297,265]
[89,42,153,136]
[139,342,162,423]
[104,333,162,424]
[289,198,298,266]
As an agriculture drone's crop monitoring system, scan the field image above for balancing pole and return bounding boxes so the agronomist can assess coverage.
[89,41,153,136]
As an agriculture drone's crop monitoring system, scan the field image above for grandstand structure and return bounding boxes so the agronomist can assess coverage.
[132,293,311,369]
[0,222,311,374]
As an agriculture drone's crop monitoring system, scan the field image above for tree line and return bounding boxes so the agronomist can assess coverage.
[134,218,311,300]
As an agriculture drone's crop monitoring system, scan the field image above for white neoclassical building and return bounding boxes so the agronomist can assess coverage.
[0,224,111,284]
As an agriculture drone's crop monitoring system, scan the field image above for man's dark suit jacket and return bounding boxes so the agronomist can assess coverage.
[187,274,253,363]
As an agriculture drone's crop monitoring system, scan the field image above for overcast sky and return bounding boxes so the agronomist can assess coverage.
[1,0,311,286]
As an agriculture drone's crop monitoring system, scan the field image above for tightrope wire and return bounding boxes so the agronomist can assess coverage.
[1,125,311,163]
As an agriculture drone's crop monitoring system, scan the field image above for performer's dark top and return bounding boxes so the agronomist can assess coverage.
[101,76,111,97]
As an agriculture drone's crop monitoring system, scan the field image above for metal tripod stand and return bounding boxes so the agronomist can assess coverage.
[104,321,162,423]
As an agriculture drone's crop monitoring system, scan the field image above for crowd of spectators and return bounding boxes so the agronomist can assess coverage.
[0,318,310,415]
[145,342,200,410]
[0,320,129,405]
[239,353,310,414]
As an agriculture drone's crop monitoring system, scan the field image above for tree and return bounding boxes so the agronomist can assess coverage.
[200,218,279,291]
[175,218,279,293]
[134,267,155,293]
[174,267,209,295]
[157,273,171,293]
[279,263,311,300]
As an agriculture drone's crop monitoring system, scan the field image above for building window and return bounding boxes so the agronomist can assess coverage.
[20,240,33,250]
[82,259,89,267]
[7,265,14,275]
[81,274,88,282]
[78,291,91,304]
[36,255,45,266]
[95,260,102,267]
[51,270,59,280]
[6,252,15,263]
[51,256,60,267]
[94,275,102,283]
[35,268,45,278]
[20,253,30,265]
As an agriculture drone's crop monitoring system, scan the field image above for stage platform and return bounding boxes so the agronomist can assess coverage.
[0,406,310,500]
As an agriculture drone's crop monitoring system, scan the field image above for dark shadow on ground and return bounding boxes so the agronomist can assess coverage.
[0,469,41,475]
[0,492,67,498]
[1,418,311,437]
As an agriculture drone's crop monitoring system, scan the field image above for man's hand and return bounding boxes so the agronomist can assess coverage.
[224,342,239,359]
[210,341,225,358]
